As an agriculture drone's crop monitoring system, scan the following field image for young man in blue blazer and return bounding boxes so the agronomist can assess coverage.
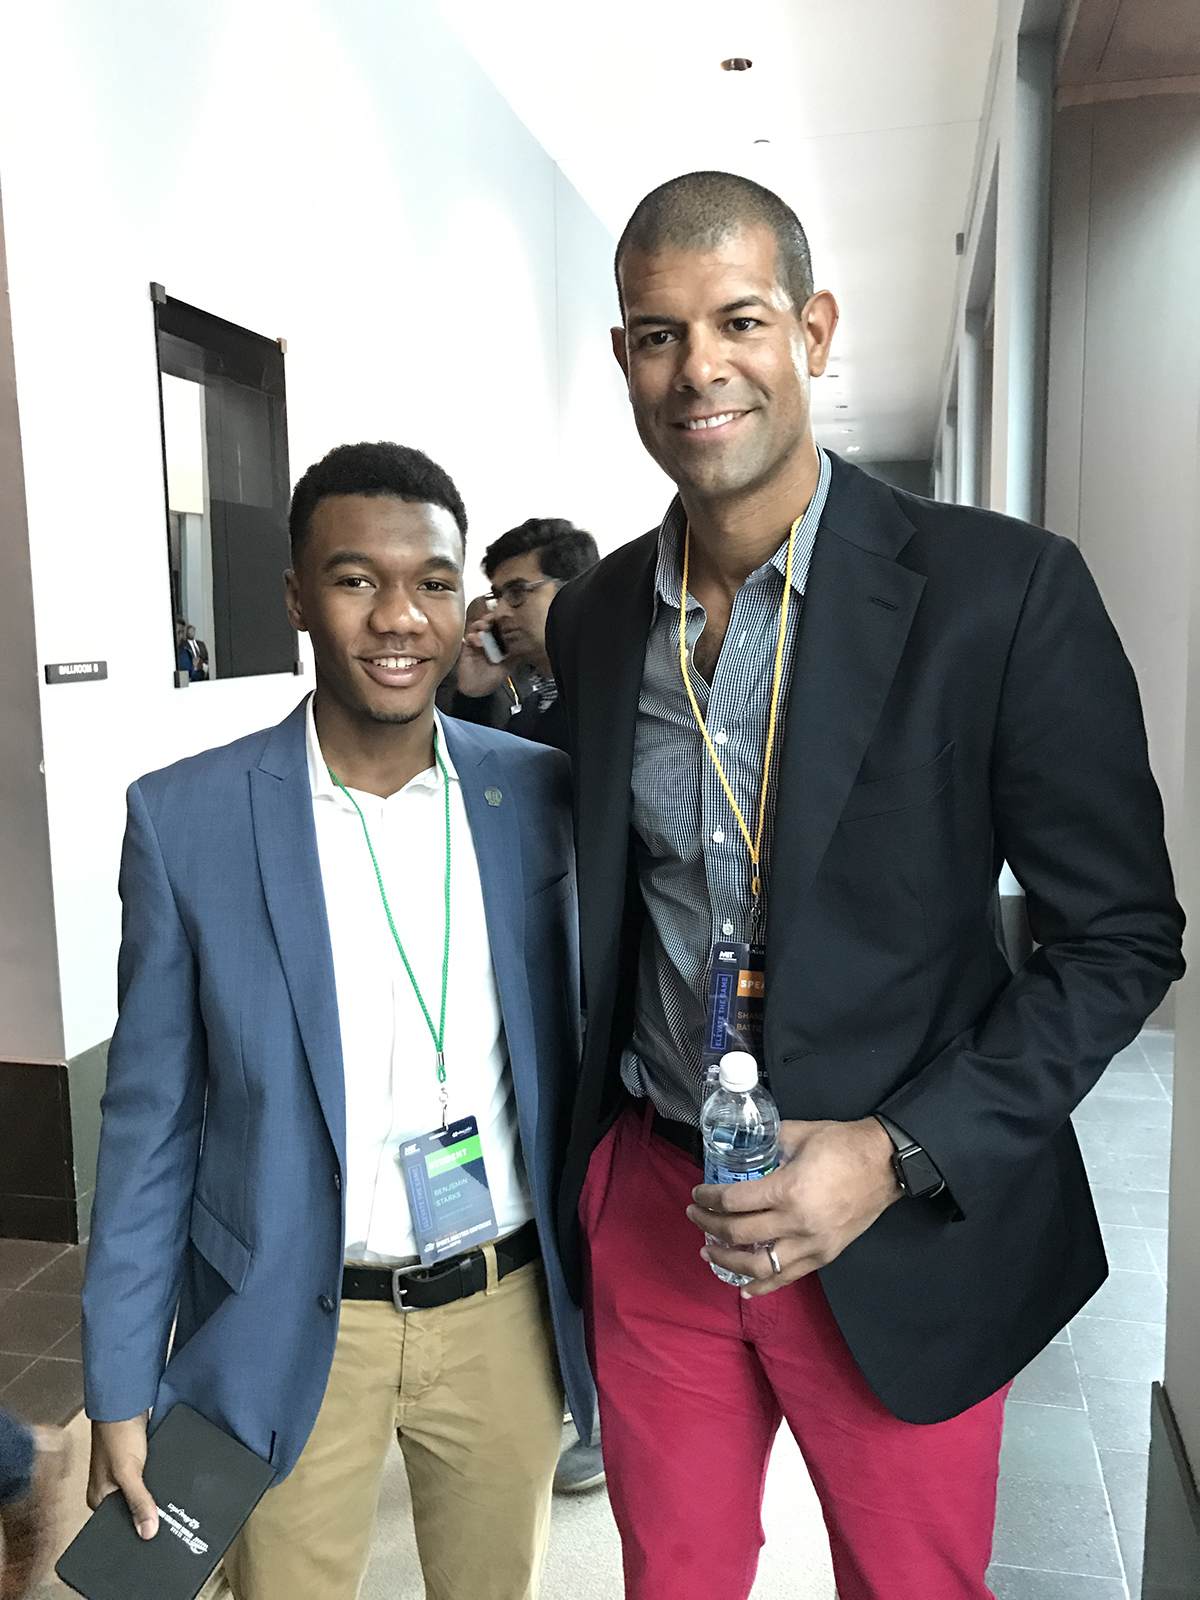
[82,442,593,1600]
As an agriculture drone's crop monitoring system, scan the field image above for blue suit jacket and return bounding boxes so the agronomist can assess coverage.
[82,699,594,1476]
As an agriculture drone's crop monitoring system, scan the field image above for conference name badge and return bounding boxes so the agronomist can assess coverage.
[400,1114,499,1264]
[702,941,766,1078]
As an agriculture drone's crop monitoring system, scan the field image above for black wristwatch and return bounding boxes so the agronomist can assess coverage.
[874,1113,945,1199]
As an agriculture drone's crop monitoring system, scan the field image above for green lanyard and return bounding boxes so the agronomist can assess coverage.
[327,745,453,1127]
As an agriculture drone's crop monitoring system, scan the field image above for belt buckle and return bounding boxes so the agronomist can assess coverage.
[391,1262,425,1314]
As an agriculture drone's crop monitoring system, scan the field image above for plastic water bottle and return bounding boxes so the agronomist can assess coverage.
[700,1051,781,1287]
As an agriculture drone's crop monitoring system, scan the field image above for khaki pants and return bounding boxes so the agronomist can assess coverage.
[219,1251,563,1600]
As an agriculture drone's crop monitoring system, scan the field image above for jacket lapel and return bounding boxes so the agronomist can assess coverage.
[571,534,657,984]
[250,700,346,1163]
[449,731,525,959]
[443,725,538,1108]
[766,462,927,937]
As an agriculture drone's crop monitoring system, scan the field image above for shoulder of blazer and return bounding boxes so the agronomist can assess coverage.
[133,697,308,810]
[551,530,658,626]
[547,528,659,676]
[440,715,570,792]
[823,455,1056,581]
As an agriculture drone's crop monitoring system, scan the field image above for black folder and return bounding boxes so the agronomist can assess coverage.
[56,1404,276,1600]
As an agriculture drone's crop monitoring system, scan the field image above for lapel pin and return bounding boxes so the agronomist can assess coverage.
[485,787,503,807]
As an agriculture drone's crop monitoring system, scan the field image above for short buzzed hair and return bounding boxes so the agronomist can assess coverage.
[615,171,814,317]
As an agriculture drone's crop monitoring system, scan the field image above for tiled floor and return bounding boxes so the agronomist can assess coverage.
[6,1030,1174,1598]
[0,1240,85,1426]
[987,1026,1172,1600]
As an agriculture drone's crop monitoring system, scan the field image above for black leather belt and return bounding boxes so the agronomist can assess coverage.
[341,1219,540,1313]
[635,1100,705,1167]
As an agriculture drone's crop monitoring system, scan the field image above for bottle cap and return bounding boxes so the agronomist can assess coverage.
[718,1051,759,1093]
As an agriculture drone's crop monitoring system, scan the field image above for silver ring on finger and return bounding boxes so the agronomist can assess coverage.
[767,1245,783,1276]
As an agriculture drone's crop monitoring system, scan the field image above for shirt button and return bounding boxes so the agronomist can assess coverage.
[722,921,734,936]
[714,731,728,745]
[318,1294,335,1314]
[712,829,725,844]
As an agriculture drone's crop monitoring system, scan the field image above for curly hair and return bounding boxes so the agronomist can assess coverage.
[289,441,467,558]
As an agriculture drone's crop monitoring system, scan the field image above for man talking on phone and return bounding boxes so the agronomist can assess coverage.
[453,518,599,754]
[452,515,605,1495]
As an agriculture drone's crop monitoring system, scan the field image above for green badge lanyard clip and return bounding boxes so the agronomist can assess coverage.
[328,742,453,1128]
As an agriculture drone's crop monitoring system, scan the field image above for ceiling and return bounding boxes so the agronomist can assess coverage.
[1060,0,1200,86]
[440,0,1000,463]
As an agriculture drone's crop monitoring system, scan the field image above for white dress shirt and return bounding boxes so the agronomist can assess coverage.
[305,697,533,1262]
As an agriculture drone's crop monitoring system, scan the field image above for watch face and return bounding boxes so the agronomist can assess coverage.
[898,1147,943,1199]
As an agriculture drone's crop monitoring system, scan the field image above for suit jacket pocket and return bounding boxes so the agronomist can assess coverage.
[189,1194,252,1292]
[526,869,571,901]
[839,743,954,823]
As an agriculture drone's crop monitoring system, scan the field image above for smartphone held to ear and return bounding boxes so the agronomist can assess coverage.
[480,627,507,665]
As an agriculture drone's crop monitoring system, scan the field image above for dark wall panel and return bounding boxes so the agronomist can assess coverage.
[209,501,294,677]
[1144,1381,1200,1597]
[0,1061,76,1244]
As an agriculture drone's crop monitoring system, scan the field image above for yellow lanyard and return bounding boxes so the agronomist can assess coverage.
[678,516,800,904]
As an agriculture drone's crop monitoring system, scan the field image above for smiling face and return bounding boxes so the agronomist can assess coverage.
[285,494,465,728]
[613,224,837,507]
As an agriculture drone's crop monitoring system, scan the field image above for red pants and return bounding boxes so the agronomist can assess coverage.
[580,1108,1007,1600]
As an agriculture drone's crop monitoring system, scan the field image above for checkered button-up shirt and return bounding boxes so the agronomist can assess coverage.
[621,447,832,1124]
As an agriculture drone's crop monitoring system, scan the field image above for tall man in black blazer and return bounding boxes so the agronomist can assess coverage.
[546,171,1184,1600]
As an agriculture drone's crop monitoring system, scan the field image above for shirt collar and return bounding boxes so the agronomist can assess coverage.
[652,444,832,610]
[305,693,459,803]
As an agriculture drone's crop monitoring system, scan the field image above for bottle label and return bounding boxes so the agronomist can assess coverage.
[704,1158,776,1187]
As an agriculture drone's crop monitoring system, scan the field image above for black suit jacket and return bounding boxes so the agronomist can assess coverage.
[449,686,569,753]
[507,689,569,753]
[546,454,1184,1424]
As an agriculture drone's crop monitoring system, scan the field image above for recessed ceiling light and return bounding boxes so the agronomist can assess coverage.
[846,445,861,454]
[835,404,849,410]
[721,57,753,71]
[840,427,854,434]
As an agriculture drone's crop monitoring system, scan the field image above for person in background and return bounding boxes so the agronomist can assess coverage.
[452,519,599,755]
[0,1409,69,1599]
[175,619,204,683]
[451,517,604,1493]
[185,624,209,681]
[436,595,527,728]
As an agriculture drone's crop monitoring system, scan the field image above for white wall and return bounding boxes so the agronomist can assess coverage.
[0,0,669,1060]
[1044,96,1200,879]
[1042,87,1200,1473]
[932,0,1054,525]
[1046,88,1200,1484]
